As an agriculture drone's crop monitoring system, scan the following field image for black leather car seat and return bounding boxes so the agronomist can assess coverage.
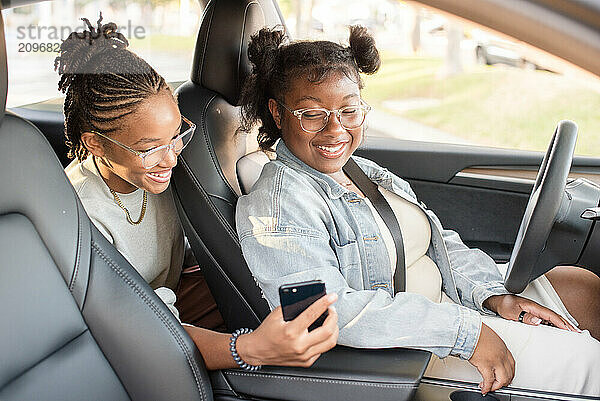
[170,6,436,401]
[0,12,212,401]
[172,0,285,330]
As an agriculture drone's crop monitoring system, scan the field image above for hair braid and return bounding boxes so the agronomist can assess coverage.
[55,13,170,161]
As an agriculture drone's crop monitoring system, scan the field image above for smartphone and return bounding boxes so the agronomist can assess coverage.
[279,280,328,331]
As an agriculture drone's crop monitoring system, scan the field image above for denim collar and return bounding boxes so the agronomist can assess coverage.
[275,140,395,200]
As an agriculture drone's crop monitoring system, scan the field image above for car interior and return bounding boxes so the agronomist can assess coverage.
[2,0,600,400]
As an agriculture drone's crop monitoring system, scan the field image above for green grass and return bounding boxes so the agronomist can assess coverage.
[362,51,600,156]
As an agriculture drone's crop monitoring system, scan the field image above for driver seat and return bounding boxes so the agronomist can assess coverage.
[0,12,212,401]
[172,0,284,330]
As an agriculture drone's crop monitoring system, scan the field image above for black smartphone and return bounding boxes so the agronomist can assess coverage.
[279,280,328,331]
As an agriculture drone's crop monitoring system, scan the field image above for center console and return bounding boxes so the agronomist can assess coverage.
[210,346,431,401]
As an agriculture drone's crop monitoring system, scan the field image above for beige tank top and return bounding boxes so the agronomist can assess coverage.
[364,187,443,303]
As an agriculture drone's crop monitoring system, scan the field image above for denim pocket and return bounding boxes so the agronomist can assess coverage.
[333,240,362,288]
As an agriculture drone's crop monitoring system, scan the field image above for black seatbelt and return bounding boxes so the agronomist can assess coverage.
[343,158,406,293]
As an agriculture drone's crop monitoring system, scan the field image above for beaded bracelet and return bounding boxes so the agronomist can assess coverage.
[229,328,261,371]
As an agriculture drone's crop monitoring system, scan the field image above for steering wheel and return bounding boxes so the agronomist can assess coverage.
[504,120,578,293]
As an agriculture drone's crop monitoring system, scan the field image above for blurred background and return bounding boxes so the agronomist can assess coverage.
[3,0,599,155]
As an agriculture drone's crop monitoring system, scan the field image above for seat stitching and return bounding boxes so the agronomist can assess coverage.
[235,1,261,97]
[198,95,239,199]
[174,162,264,323]
[69,202,83,294]
[172,183,262,324]
[224,371,415,389]
[2,329,90,391]
[92,242,207,400]
[91,242,208,400]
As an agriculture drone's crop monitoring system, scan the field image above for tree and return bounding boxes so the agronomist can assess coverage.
[443,21,463,76]
[411,6,422,54]
[294,0,313,38]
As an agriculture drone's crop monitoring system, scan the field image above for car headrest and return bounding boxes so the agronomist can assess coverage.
[190,0,285,106]
[0,112,92,307]
[0,9,75,281]
[0,12,8,122]
[236,149,273,194]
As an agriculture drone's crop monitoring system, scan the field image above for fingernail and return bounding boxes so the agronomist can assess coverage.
[327,293,338,302]
[532,317,542,325]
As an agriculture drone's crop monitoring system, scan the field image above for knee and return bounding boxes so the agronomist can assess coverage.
[581,269,600,296]
[548,266,600,307]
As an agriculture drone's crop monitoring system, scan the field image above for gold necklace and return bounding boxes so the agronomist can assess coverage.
[109,188,148,225]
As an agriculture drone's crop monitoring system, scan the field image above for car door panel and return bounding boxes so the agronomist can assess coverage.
[356,137,600,262]
[407,179,528,262]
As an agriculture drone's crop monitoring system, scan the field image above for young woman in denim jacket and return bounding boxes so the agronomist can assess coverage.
[235,26,600,396]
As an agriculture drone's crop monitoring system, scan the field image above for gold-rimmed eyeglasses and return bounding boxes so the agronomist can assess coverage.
[92,115,196,169]
[278,99,371,134]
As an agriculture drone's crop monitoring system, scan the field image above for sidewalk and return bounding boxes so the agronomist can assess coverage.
[367,108,474,145]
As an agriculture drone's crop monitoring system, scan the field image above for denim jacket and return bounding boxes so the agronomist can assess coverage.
[236,141,509,359]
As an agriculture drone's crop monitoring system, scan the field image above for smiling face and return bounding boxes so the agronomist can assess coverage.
[272,71,363,175]
[86,90,182,194]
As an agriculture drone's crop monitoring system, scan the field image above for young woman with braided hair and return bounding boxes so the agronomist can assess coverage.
[58,15,338,371]
[236,26,600,396]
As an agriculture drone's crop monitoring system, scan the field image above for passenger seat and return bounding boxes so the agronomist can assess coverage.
[172,0,284,330]
[0,11,212,400]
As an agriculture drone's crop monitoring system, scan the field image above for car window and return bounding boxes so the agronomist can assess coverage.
[2,0,203,109]
[4,0,599,157]
[279,0,600,157]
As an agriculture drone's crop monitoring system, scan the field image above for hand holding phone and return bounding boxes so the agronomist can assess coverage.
[236,286,338,368]
[279,280,328,331]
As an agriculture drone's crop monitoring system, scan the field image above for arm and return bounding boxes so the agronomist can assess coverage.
[483,294,579,332]
[434,214,510,313]
[425,202,578,328]
[182,326,234,370]
[183,295,339,370]
[236,182,482,360]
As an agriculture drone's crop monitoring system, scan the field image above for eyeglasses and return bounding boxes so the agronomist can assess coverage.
[92,115,196,169]
[278,99,371,134]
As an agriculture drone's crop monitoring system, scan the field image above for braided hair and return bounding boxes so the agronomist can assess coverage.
[240,25,380,151]
[55,14,170,161]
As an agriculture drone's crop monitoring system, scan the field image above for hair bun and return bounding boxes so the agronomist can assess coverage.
[247,27,286,73]
[54,13,129,84]
[348,25,380,75]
